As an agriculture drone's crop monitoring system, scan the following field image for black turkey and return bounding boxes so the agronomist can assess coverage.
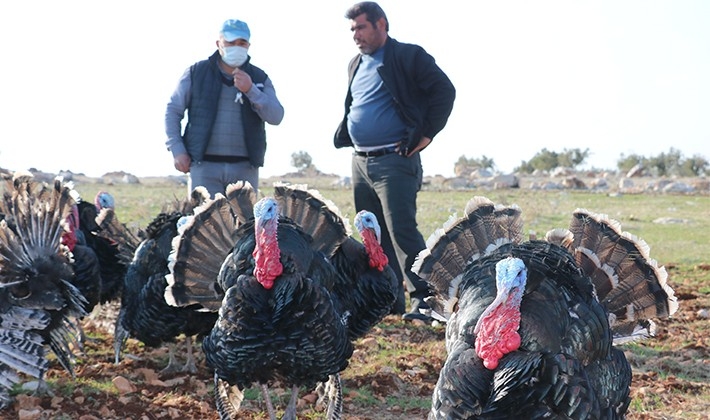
[165,182,397,420]
[274,185,399,341]
[113,187,217,374]
[62,203,102,316]
[0,174,88,407]
[412,196,678,419]
[74,190,126,306]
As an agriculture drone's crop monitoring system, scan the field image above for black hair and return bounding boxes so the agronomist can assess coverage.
[345,2,389,31]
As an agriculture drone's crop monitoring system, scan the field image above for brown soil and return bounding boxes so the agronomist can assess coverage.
[4,266,709,420]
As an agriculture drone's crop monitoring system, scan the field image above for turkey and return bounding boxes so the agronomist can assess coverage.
[274,185,399,341]
[74,190,126,306]
[412,196,679,419]
[165,182,397,420]
[113,187,218,374]
[53,185,119,351]
[0,174,88,407]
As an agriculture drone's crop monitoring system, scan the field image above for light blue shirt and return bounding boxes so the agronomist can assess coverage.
[346,48,407,149]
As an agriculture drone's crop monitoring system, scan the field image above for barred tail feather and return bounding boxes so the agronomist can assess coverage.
[214,373,243,420]
[224,181,256,225]
[48,317,82,377]
[567,209,678,339]
[413,197,523,319]
[95,207,141,266]
[273,183,349,257]
[165,195,239,310]
[414,197,522,286]
[0,330,48,380]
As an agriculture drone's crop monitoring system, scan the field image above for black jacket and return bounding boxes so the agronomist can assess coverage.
[334,37,455,154]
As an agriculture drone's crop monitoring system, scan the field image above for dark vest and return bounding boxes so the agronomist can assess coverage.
[184,51,268,167]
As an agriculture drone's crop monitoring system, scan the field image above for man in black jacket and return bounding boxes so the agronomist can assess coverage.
[334,2,456,321]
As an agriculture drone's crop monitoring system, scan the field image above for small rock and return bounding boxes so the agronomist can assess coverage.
[118,396,133,404]
[112,375,136,394]
[163,376,186,386]
[150,379,168,387]
[136,368,159,382]
[302,393,317,404]
[15,394,41,409]
[99,406,114,418]
[18,409,42,420]
[697,309,709,319]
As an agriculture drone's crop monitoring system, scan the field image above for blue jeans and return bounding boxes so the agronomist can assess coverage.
[351,152,429,311]
[189,161,259,198]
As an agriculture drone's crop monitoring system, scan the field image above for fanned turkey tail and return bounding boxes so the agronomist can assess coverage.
[413,199,678,333]
[562,209,679,341]
[165,186,250,311]
[0,175,88,398]
[95,207,142,267]
[224,180,257,225]
[273,183,350,257]
[0,307,51,408]
[412,196,524,319]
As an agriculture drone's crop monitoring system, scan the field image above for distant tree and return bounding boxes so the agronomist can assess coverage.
[290,151,314,172]
[617,154,643,173]
[453,155,495,176]
[679,154,708,177]
[515,148,589,173]
[617,148,707,176]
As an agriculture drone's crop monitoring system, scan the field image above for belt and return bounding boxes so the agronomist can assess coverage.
[354,146,398,157]
[202,155,250,163]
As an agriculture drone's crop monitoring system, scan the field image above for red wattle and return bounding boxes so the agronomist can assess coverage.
[362,230,388,271]
[253,226,282,289]
[475,301,522,370]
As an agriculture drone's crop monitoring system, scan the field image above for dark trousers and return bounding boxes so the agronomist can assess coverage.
[351,152,430,312]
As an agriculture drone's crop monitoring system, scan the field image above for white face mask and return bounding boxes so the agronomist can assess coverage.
[221,45,248,67]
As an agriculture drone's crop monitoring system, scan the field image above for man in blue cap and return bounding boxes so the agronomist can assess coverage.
[165,19,284,197]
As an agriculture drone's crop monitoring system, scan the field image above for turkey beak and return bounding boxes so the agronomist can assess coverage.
[373,226,382,244]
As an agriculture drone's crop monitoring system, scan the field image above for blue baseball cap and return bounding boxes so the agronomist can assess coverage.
[221,19,250,42]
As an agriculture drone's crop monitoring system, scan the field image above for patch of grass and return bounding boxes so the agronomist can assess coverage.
[35,376,120,398]
[629,393,664,412]
[71,179,710,266]
[346,385,430,411]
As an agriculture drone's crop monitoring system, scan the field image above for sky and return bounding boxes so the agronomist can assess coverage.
[1,0,708,179]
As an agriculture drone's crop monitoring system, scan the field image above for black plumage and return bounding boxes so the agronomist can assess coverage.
[327,208,399,340]
[413,196,678,419]
[272,184,399,340]
[166,182,397,420]
[114,188,217,374]
[75,197,126,305]
[0,174,88,407]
